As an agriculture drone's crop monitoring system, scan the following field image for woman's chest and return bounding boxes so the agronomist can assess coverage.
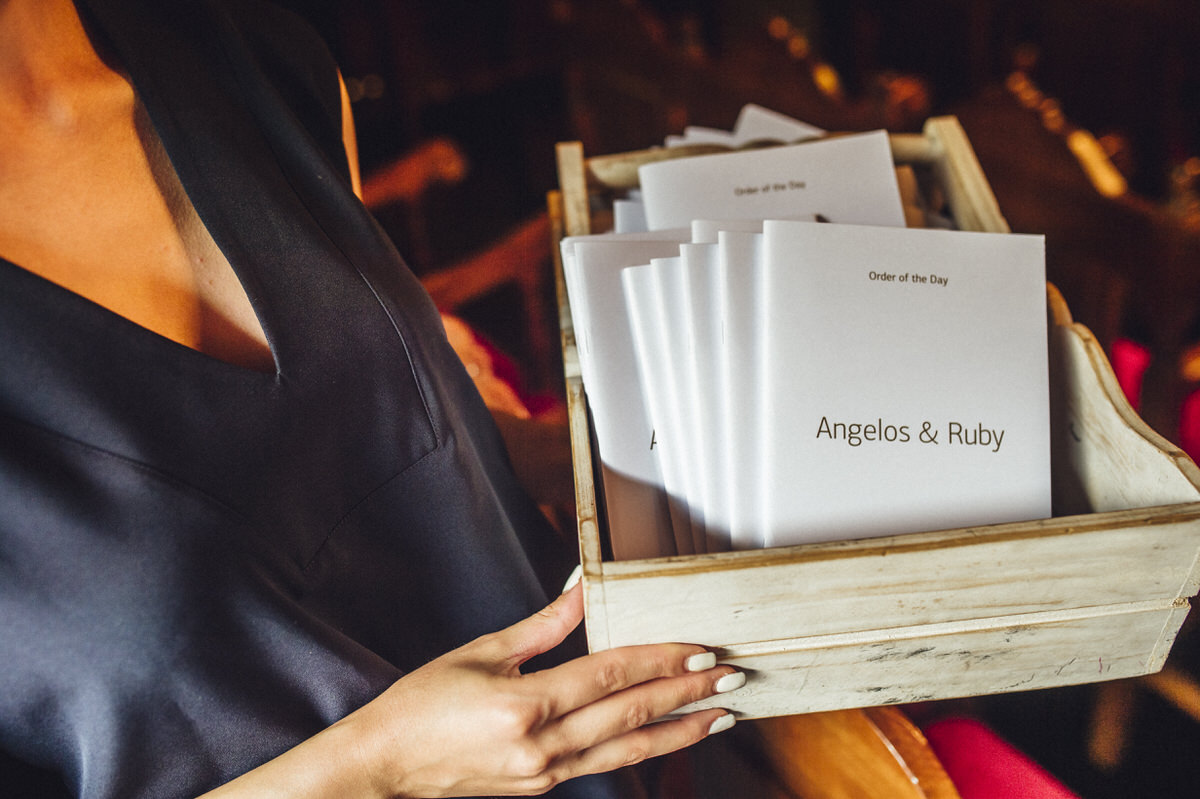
[0,96,272,371]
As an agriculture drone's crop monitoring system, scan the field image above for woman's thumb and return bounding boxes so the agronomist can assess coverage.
[493,568,585,670]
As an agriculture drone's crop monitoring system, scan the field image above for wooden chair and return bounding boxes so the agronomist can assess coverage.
[360,136,469,274]
[954,72,1200,447]
[361,139,561,395]
[753,708,962,799]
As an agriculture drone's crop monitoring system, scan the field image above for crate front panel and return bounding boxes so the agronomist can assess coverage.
[665,601,1189,720]
[592,512,1200,650]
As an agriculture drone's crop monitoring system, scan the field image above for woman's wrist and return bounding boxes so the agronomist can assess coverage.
[197,708,396,799]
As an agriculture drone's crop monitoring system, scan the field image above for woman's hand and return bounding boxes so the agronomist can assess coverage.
[353,578,741,797]
[202,578,741,798]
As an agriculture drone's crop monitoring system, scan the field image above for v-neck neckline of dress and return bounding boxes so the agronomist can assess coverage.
[63,0,284,378]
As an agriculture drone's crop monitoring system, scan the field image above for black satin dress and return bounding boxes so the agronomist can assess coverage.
[0,2,606,796]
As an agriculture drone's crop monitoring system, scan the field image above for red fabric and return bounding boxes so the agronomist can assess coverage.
[1109,338,1151,411]
[1109,337,1200,464]
[924,718,1080,799]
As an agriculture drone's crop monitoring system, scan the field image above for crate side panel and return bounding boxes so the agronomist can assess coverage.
[1050,323,1200,515]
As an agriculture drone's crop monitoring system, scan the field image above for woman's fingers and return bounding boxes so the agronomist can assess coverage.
[431,579,747,794]
[477,578,743,745]
[530,640,721,720]
[537,657,743,761]
[553,708,735,781]
[480,581,587,672]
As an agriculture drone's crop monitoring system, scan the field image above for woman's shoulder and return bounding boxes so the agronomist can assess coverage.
[211,0,349,177]
[219,0,340,78]
[81,0,347,167]
[218,2,343,111]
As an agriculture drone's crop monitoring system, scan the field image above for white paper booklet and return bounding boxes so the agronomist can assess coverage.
[716,230,767,550]
[560,231,691,560]
[613,199,648,233]
[665,104,824,148]
[664,126,738,148]
[690,215,815,244]
[561,231,687,386]
[759,221,1050,546]
[622,256,706,555]
[678,241,729,551]
[731,103,825,144]
[638,130,905,231]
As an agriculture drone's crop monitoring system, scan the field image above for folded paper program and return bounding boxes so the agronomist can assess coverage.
[562,109,1051,560]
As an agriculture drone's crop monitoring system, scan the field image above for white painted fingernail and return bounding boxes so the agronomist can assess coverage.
[714,672,746,694]
[708,713,736,735]
[561,564,582,593]
[685,652,716,672]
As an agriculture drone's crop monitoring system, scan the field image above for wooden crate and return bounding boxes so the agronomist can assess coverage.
[547,116,1200,719]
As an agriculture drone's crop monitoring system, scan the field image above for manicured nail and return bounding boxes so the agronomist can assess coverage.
[714,672,746,694]
[685,652,716,672]
[708,713,736,735]
[561,564,582,593]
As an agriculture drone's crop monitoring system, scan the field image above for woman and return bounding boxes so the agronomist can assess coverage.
[0,0,741,796]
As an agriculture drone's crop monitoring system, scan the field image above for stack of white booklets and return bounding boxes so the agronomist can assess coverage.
[562,107,1051,561]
